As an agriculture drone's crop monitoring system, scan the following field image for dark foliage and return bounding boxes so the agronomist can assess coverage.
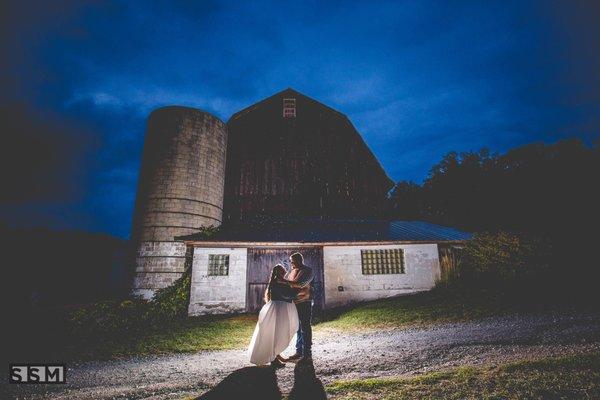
[439,231,554,295]
[67,227,221,336]
[390,139,599,235]
[1,227,130,308]
[390,138,600,296]
[66,268,192,338]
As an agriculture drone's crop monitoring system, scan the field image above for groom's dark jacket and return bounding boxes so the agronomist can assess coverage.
[287,265,314,304]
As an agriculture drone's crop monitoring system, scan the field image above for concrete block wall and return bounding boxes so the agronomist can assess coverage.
[188,247,248,315]
[323,244,441,308]
[132,241,187,299]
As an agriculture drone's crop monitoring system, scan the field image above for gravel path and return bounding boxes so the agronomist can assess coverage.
[6,310,600,400]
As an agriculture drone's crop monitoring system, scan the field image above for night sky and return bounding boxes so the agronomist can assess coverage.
[1,1,598,239]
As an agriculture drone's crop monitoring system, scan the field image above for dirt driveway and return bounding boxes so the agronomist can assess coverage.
[6,310,600,400]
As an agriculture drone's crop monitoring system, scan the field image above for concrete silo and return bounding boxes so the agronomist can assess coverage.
[131,106,227,299]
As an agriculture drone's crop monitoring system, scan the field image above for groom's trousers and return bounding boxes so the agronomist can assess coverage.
[295,301,313,357]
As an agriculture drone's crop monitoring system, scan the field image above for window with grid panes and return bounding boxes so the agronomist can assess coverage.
[361,249,405,275]
[208,254,229,276]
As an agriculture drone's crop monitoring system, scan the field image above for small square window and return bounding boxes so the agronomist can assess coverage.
[361,249,405,275]
[208,254,229,276]
[283,98,296,118]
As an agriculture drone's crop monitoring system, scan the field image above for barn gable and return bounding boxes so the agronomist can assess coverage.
[223,88,394,223]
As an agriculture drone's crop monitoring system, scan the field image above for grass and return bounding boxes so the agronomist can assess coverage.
[63,314,258,360]
[9,311,259,362]
[15,288,597,361]
[317,286,600,332]
[72,290,509,359]
[326,353,600,399]
[316,290,507,331]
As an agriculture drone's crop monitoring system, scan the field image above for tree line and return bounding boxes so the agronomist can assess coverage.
[387,138,600,297]
[388,138,599,234]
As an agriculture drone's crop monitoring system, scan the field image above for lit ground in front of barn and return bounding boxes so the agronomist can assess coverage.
[5,309,600,399]
[40,290,586,362]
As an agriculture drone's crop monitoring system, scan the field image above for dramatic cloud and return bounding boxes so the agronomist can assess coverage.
[1,0,598,238]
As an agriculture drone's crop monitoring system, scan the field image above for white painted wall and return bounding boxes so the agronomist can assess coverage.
[323,244,441,308]
[188,247,248,315]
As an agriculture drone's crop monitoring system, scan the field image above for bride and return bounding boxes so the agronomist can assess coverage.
[248,263,299,367]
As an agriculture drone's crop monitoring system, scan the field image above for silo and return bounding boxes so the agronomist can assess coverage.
[131,106,227,299]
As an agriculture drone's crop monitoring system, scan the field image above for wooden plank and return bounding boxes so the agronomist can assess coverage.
[222,90,394,223]
[247,283,268,313]
[246,247,325,313]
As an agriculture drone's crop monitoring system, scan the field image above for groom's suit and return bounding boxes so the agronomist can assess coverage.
[287,265,314,357]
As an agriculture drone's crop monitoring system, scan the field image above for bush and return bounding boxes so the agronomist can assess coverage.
[67,268,192,337]
[149,266,192,320]
[67,297,151,336]
[67,226,219,337]
[441,231,552,294]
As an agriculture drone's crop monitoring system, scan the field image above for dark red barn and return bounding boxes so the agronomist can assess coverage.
[223,88,394,223]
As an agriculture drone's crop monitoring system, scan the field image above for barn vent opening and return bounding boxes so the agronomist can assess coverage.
[283,98,296,118]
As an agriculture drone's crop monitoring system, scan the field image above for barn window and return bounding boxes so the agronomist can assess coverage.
[208,254,229,276]
[361,249,405,275]
[283,98,296,118]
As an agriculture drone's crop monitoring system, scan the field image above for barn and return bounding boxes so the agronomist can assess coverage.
[223,88,393,223]
[130,87,471,314]
[178,220,470,315]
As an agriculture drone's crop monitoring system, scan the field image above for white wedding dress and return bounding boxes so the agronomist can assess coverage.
[248,299,299,365]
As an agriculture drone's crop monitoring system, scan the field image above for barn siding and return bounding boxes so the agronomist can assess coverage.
[188,247,248,315]
[323,244,441,308]
[223,89,393,223]
[246,247,324,312]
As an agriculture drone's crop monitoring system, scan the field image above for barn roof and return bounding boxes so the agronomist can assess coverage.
[229,87,346,122]
[178,220,472,244]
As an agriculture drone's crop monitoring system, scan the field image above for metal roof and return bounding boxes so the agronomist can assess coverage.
[177,220,471,243]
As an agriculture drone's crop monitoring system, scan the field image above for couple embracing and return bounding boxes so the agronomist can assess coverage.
[248,252,314,367]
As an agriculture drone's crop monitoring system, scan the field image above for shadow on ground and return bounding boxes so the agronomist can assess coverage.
[289,359,327,400]
[195,359,327,400]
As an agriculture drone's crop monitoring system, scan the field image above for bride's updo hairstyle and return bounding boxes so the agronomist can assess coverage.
[264,264,286,303]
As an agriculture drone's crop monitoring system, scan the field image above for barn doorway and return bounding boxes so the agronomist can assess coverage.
[246,247,324,313]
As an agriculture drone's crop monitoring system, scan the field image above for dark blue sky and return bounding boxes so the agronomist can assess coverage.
[1,0,598,239]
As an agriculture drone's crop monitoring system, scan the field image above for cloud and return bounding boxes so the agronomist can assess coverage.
[1,0,598,237]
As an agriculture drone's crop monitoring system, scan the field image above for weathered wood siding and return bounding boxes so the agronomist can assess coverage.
[437,244,464,286]
[246,247,324,312]
[223,89,393,223]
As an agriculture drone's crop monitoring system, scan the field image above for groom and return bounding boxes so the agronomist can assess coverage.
[285,252,314,362]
